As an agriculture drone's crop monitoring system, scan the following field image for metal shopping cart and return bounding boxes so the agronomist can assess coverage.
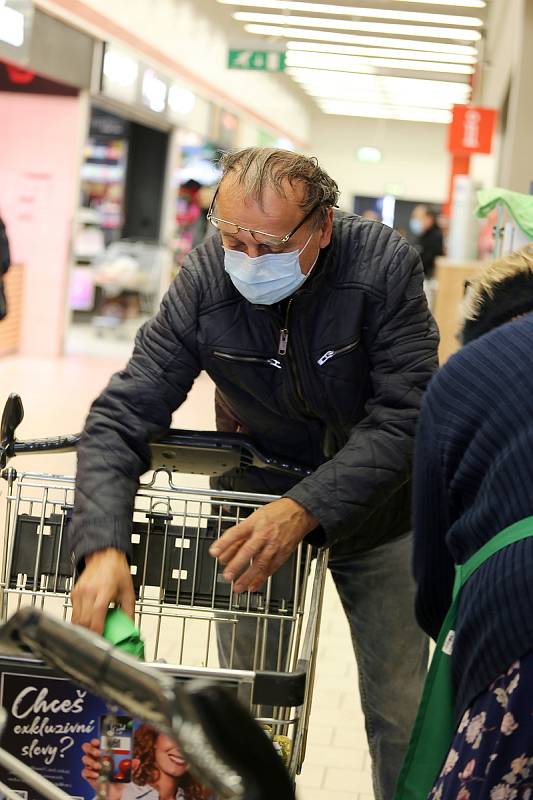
[90,240,172,338]
[0,394,328,792]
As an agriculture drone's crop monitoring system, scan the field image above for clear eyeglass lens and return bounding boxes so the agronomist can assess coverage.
[250,230,284,247]
[211,217,285,248]
[211,218,239,235]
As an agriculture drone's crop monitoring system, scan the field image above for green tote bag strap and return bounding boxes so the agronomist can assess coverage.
[394,515,533,800]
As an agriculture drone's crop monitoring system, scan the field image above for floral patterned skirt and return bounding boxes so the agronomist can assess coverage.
[429,652,533,800]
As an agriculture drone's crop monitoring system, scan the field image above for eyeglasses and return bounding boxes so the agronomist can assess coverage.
[207,185,325,248]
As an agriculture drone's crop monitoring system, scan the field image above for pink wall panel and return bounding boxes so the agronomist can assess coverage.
[0,92,82,356]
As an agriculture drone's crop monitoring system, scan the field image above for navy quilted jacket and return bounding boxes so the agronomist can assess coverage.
[71,213,439,564]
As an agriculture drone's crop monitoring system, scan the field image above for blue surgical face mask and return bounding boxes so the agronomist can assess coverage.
[224,233,319,305]
[409,218,424,236]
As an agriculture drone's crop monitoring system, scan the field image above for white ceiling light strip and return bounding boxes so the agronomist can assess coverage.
[290,62,379,75]
[285,50,474,74]
[355,0,485,5]
[286,40,477,64]
[297,83,467,108]
[286,68,471,93]
[222,0,486,7]
[234,12,482,41]
[325,0,485,5]
[317,100,453,123]
[310,97,464,111]
[219,0,483,27]
[243,24,479,54]
[287,69,471,102]
[299,83,461,107]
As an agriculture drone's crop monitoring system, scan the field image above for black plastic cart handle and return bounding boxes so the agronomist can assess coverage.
[0,393,312,478]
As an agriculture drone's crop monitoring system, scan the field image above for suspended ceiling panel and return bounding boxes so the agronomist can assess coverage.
[217,0,489,123]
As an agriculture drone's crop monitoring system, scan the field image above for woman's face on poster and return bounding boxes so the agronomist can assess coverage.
[154,734,188,778]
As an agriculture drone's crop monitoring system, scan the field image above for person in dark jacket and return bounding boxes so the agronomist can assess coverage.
[70,148,438,800]
[0,215,11,321]
[409,205,444,279]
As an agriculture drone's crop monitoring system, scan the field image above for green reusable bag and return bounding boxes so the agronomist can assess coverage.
[103,607,145,661]
[394,516,533,800]
[476,187,533,238]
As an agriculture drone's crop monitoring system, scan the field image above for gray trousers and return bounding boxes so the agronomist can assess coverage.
[217,532,428,800]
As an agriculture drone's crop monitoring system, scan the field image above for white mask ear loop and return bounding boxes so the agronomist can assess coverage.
[298,231,314,256]
[303,247,320,280]
[299,231,320,279]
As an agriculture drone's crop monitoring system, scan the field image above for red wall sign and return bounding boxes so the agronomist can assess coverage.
[448,105,497,155]
[0,60,77,96]
[5,64,35,84]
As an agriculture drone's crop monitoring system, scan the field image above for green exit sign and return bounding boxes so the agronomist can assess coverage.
[228,49,286,72]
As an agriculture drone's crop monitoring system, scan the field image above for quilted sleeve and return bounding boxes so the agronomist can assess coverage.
[285,240,439,548]
[69,264,202,566]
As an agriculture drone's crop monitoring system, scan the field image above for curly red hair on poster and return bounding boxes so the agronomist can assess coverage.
[133,724,211,800]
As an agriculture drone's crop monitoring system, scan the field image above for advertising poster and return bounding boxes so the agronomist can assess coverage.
[0,667,214,800]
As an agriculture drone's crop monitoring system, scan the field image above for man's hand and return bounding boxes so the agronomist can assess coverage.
[71,548,135,635]
[209,498,318,593]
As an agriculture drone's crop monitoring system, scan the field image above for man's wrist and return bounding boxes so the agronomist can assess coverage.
[84,547,127,564]
[282,497,319,536]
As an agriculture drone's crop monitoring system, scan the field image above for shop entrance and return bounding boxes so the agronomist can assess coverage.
[65,106,170,357]
[123,122,168,241]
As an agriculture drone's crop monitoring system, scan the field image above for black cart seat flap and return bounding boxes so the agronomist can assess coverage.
[10,508,301,613]
[130,513,299,612]
[10,510,73,593]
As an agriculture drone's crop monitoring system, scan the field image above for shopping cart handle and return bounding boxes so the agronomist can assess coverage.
[0,393,24,468]
[1,393,313,477]
[151,429,313,477]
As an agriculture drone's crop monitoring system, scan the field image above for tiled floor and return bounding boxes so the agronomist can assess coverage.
[298,577,373,800]
[0,352,372,799]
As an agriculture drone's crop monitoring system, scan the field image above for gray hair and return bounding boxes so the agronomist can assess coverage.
[219,147,339,226]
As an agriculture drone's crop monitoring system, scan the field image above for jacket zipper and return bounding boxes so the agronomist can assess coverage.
[278,328,289,356]
[276,299,316,418]
[278,298,292,355]
[212,351,282,369]
[317,338,360,366]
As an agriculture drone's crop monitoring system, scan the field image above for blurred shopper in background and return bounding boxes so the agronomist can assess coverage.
[190,186,217,249]
[477,209,498,261]
[0,214,11,321]
[409,205,444,312]
[409,205,444,280]
[361,208,381,221]
[70,147,438,800]
[411,310,533,800]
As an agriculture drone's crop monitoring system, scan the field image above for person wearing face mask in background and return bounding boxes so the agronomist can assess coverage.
[69,147,438,800]
[409,205,444,312]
